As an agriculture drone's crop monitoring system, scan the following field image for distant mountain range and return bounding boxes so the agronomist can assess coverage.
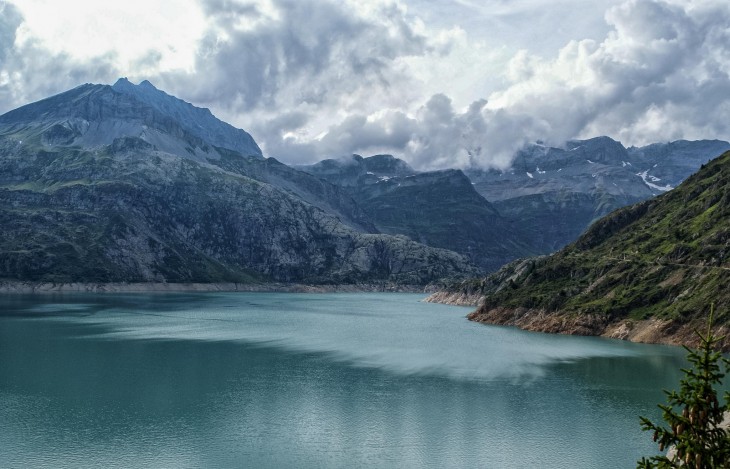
[0,79,727,287]
[466,136,730,252]
[300,137,729,270]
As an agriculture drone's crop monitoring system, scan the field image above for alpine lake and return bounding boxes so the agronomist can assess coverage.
[0,292,691,468]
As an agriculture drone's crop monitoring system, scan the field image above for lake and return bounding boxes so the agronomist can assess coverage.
[0,292,687,468]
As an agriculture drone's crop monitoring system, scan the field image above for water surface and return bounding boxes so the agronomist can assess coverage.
[0,292,687,467]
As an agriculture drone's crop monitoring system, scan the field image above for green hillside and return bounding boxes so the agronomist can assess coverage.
[465,150,730,345]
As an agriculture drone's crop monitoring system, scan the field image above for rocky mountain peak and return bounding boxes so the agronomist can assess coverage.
[0,78,263,161]
[299,153,416,187]
[0,82,479,285]
[109,78,262,158]
[565,136,629,164]
[362,154,415,177]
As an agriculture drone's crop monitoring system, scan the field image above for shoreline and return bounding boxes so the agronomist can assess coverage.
[0,281,429,295]
[423,290,482,307]
[426,292,730,350]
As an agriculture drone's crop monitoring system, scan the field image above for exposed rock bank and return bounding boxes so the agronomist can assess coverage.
[466,306,730,350]
[423,290,483,306]
[0,280,426,294]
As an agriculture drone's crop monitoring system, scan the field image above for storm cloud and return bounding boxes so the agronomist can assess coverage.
[164,0,430,114]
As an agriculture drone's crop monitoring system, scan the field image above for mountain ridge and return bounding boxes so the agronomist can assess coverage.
[2,79,728,291]
[465,136,730,253]
[0,79,262,161]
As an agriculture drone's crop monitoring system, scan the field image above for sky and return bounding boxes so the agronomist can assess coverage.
[0,0,729,169]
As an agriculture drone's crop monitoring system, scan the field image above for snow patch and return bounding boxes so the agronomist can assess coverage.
[536,167,546,174]
[636,170,673,192]
[366,171,375,175]
[526,172,534,179]
[621,161,632,167]
[586,159,595,164]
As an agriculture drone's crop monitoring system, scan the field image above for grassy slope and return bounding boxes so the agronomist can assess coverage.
[474,150,730,328]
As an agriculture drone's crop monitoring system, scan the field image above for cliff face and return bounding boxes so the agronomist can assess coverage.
[434,151,730,348]
[0,81,478,285]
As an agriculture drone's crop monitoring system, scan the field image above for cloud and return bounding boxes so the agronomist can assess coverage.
[221,0,730,170]
[288,0,730,169]
[0,2,120,112]
[163,0,429,113]
[485,0,730,151]
[152,0,451,163]
[256,93,543,170]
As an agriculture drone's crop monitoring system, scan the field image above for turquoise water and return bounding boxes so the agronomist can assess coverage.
[0,292,687,468]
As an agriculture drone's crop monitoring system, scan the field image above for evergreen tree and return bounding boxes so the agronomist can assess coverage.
[638,307,730,468]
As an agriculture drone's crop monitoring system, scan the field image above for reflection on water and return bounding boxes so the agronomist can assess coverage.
[0,292,687,468]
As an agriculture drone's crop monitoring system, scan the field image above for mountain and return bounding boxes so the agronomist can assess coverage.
[466,137,730,253]
[627,139,730,187]
[298,153,416,186]
[302,138,728,274]
[0,80,479,285]
[457,150,730,348]
[0,78,263,161]
[300,155,534,271]
[111,78,262,158]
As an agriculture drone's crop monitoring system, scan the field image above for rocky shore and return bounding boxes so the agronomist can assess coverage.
[0,280,427,294]
[423,290,483,306]
[426,293,730,350]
